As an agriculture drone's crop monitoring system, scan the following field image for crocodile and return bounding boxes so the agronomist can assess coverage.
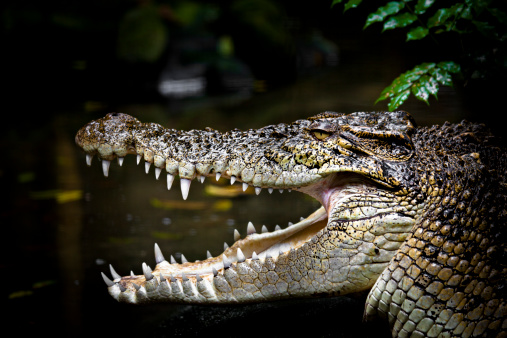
[76,111,506,337]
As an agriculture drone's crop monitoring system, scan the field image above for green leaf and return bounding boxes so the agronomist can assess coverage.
[383,12,417,31]
[406,26,429,41]
[364,1,405,29]
[376,62,460,110]
[414,0,435,15]
[331,0,345,6]
[427,4,463,29]
[388,90,411,111]
[437,61,461,73]
[343,0,363,12]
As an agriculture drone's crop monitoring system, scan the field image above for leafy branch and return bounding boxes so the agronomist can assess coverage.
[332,0,507,110]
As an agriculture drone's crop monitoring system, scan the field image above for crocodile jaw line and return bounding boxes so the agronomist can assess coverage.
[110,170,381,292]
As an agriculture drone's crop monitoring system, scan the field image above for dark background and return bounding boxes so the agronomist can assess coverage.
[1,0,505,337]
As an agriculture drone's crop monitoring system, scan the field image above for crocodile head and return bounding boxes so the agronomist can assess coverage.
[76,111,422,304]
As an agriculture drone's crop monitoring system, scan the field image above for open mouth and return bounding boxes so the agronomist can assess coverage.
[100,167,403,297]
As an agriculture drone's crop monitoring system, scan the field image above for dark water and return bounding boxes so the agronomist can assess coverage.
[4,30,496,337]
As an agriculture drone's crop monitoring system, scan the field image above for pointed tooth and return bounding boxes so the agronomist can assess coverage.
[180,254,188,264]
[237,248,245,263]
[109,264,121,280]
[118,157,124,166]
[261,225,268,233]
[200,176,205,183]
[288,222,293,226]
[223,254,231,269]
[145,162,151,173]
[130,271,135,277]
[255,187,261,195]
[155,167,162,180]
[268,188,273,194]
[207,250,212,259]
[230,176,236,184]
[233,229,241,242]
[167,173,175,190]
[247,222,256,235]
[242,183,248,191]
[101,272,115,287]
[279,189,283,193]
[118,283,126,292]
[212,267,218,277]
[170,255,177,264]
[275,225,281,231]
[196,274,203,282]
[142,262,154,280]
[170,275,176,283]
[181,178,191,200]
[252,251,259,260]
[266,253,272,259]
[224,242,229,250]
[86,154,93,166]
[182,273,189,282]
[216,173,221,181]
[159,273,166,282]
[102,160,111,177]
[154,243,165,264]
[132,282,141,291]
[288,189,292,192]
[300,217,305,221]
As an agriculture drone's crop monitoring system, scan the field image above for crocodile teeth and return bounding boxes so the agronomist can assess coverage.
[200,176,205,183]
[101,272,115,287]
[223,254,231,269]
[132,283,141,291]
[247,222,256,235]
[118,157,124,166]
[155,167,162,180]
[237,248,245,263]
[145,162,151,174]
[180,254,188,263]
[242,183,248,191]
[255,187,261,195]
[275,225,281,231]
[142,262,154,280]
[230,176,236,184]
[279,189,283,193]
[170,255,177,264]
[268,188,273,194]
[261,225,268,233]
[154,243,165,264]
[207,250,212,259]
[223,242,229,250]
[102,160,111,177]
[109,264,121,280]
[181,178,191,200]
[167,174,175,190]
[252,251,259,260]
[86,154,93,166]
[216,173,221,181]
[137,154,141,165]
[233,229,241,241]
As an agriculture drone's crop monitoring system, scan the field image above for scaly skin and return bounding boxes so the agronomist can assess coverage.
[76,111,506,337]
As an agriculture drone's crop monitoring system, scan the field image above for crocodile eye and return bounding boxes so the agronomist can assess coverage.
[312,130,331,141]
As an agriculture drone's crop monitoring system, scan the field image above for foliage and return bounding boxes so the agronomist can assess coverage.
[332,0,507,110]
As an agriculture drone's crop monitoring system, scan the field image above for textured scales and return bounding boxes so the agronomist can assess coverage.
[76,111,506,337]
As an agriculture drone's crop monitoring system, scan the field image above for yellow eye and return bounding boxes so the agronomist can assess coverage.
[312,130,331,140]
